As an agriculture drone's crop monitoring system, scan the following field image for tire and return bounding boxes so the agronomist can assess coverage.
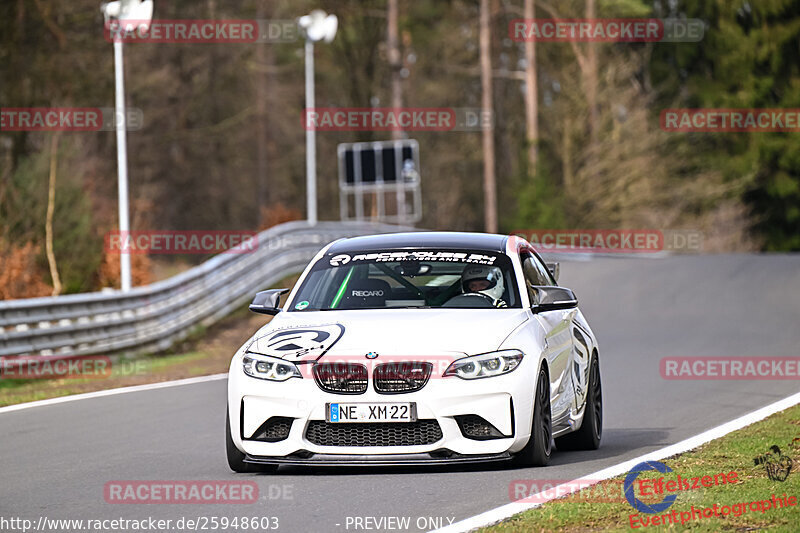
[226,408,278,473]
[513,367,552,467]
[555,355,602,451]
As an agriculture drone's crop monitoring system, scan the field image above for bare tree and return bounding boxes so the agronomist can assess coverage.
[255,1,272,219]
[387,0,403,141]
[45,134,62,296]
[480,0,497,233]
[539,0,599,142]
[585,0,598,143]
[524,0,538,170]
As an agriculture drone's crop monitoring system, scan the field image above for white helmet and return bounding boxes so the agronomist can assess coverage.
[461,265,505,302]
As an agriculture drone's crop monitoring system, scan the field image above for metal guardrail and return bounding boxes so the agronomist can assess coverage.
[0,221,410,358]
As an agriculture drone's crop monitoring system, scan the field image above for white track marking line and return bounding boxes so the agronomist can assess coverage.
[0,373,227,414]
[431,390,800,533]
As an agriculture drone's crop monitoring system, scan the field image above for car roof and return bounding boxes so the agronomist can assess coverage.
[327,231,509,254]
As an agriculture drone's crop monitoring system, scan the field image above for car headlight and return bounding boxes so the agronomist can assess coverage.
[443,349,524,380]
[243,353,302,381]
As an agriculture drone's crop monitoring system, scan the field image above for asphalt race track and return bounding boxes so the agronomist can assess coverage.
[2,254,799,533]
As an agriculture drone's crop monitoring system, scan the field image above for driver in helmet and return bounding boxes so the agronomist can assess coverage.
[461,265,507,307]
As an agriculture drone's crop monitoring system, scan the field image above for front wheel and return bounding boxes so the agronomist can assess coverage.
[555,355,602,451]
[513,367,552,467]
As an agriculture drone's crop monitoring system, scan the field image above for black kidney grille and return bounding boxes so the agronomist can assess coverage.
[305,420,442,447]
[313,362,368,394]
[373,362,433,393]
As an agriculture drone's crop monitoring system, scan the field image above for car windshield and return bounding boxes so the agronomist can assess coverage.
[288,249,520,311]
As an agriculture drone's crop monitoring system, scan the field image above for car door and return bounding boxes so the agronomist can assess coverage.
[530,250,592,416]
[520,250,576,427]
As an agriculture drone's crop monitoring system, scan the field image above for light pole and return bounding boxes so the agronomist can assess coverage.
[101,0,153,292]
[298,10,337,226]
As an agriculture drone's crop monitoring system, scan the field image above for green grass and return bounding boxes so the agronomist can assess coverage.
[0,351,214,406]
[484,404,800,532]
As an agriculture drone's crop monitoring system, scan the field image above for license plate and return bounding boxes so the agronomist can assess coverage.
[326,402,416,423]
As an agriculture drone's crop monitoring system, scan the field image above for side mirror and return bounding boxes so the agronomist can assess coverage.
[545,262,560,283]
[531,286,577,313]
[249,288,290,315]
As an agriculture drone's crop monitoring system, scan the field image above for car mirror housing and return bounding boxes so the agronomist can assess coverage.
[545,262,560,283]
[531,286,577,313]
[249,288,290,315]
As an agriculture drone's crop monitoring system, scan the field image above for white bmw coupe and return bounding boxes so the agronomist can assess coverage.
[226,232,601,471]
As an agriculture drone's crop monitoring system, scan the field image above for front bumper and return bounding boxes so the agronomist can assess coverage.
[227,357,537,461]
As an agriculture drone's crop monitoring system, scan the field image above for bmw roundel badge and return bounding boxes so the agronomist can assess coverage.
[365,352,379,359]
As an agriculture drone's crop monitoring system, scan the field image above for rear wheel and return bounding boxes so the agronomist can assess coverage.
[226,408,278,473]
[513,367,552,467]
[555,355,602,451]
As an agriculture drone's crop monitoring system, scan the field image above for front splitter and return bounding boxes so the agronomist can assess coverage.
[244,450,513,467]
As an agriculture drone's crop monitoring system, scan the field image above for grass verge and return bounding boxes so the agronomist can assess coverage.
[484,403,800,532]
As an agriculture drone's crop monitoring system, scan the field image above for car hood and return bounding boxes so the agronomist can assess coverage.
[245,309,529,361]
